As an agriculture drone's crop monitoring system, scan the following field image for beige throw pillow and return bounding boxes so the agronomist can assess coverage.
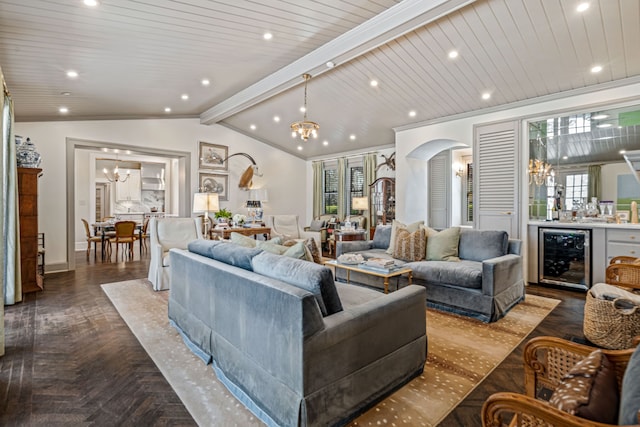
[425,227,461,261]
[420,225,439,258]
[393,228,426,262]
[386,220,424,255]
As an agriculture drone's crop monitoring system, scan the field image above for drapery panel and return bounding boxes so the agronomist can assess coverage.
[363,152,377,229]
[587,165,601,201]
[1,69,21,308]
[337,157,346,220]
[312,161,323,219]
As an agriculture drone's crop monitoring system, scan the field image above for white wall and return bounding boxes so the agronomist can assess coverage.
[15,118,307,270]
[395,82,640,238]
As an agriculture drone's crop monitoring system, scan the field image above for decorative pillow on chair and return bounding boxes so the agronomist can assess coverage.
[549,349,620,424]
[303,237,322,264]
[393,228,426,262]
[308,219,326,232]
[426,227,461,261]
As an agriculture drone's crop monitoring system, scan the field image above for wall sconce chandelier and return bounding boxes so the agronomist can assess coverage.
[290,73,319,141]
[528,159,553,186]
[103,158,130,183]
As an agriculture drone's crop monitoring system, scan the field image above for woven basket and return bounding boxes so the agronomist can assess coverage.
[583,291,640,350]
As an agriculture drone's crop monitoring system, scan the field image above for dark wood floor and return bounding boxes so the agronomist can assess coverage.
[1,249,587,426]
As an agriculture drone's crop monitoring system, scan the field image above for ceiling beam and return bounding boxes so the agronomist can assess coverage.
[200,0,476,125]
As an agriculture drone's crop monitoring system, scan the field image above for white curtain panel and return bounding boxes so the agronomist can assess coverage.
[1,67,22,311]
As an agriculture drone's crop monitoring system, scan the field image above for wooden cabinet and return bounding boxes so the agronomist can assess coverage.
[18,167,43,294]
[369,177,395,226]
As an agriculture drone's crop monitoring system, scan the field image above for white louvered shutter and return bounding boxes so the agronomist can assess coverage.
[429,150,450,229]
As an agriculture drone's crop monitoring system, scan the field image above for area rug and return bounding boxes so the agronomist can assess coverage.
[102,280,559,427]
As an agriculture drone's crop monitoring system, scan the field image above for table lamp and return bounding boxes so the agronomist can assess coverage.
[193,192,220,238]
[352,196,369,214]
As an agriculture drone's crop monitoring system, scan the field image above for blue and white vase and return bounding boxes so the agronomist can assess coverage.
[16,137,42,168]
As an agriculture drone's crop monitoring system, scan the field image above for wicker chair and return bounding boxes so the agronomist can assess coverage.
[482,336,638,427]
[606,256,640,292]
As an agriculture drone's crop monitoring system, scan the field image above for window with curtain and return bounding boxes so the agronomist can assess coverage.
[348,165,364,215]
[323,166,338,214]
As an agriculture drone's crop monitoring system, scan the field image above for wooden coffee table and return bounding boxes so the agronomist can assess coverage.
[324,259,413,294]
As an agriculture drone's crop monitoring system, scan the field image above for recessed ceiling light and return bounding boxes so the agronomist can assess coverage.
[481,92,491,100]
[349,134,356,140]
[201,79,210,86]
[592,114,609,120]
[597,123,612,128]
[273,116,280,123]
[59,107,69,114]
[263,32,273,40]
[102,147,108,152]
[297,145,303,151]
[591,65,603,73]
[370,80,378,87]
[409,110,417,117]
[181,94,189,100]
[448,50,458,59]
[66,70,78,78]
[562,156,568,160]
[60,91,71,96]
[577,2,589,12]
[620,149,627,154]
[250,124,256,130]
[300,106,306,113]
[164,107,171,113]
[326,61,335,68]
[323,140,329,146]
[83,0,99,6]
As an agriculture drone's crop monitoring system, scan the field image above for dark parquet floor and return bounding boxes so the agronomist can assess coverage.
[1,248,587,426]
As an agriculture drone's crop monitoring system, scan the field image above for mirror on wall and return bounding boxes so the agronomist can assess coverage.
[528,104,640,221]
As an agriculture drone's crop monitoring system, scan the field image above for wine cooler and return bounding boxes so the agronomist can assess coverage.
[538,228,590,291]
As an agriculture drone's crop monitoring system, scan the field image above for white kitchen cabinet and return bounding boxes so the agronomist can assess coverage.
[115,169,141,202]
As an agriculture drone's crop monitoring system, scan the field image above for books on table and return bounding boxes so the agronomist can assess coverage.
[360,258,399,272]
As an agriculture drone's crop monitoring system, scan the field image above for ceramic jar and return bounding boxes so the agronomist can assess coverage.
[16,137,42,168]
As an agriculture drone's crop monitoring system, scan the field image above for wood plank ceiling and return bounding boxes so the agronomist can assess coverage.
[1,0,639,160]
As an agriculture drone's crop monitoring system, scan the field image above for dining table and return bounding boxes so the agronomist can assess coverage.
[92,221,143,261]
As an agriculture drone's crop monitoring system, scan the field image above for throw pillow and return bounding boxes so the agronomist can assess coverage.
[393,228,426,262]
[308,219,326,232]
[426,227,461,261]
[386,220,424,255]
[303,237,322,264]
[372,225,392,249]
[549,349,620,424]
[420,225,439,258]
[230,232,257,248]
[256,240,288,255]
[283,241,308,260]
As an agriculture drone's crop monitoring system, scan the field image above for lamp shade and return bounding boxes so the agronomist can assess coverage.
[249,187,269,202]
[352,196,369,210]
[193,192,220,213]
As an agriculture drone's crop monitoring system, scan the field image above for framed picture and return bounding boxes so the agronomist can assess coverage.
[199,142,228,171]
[617,210,630,222]
[199,172,228,201]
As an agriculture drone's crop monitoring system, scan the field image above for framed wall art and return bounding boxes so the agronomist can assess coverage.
[199,141,228,171]
[199,172,228,201]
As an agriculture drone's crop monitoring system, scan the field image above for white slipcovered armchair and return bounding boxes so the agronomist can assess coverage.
[147,217,203,291]
[265,215,322,249]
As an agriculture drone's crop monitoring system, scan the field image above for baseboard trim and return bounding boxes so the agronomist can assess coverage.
[45,262,69,273]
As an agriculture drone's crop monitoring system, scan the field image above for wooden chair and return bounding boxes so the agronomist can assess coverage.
[137,217,150,251]
[81,218,102,259]
[107,221,137,260]
[606,256,640,292]
[481,336,638,427]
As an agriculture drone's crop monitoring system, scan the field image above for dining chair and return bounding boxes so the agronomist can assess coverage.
[137,217,150,251]
[108,221,137,260]
[81,218,102,259]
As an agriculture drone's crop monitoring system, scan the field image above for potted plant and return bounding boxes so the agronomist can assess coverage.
[214,208,233,224]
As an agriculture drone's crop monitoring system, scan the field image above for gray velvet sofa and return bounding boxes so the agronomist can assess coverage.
[336,226,524,322]
[168,240,427,427]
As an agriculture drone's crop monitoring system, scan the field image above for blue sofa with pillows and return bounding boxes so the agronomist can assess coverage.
[336,224,524,322]
[168,240,427,427]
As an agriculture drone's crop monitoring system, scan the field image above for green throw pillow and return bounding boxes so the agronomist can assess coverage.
[257,240,308,260]
[230,232,257,248]
[426,227,460,261]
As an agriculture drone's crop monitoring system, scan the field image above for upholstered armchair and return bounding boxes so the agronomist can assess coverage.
[265,215,321,248]
[304,215,338,250]
[147,217,203,291]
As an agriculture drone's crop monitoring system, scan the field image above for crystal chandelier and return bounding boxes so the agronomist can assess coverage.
[290,73,319,141]
[103,158,130,183]
[528,159,553,186]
